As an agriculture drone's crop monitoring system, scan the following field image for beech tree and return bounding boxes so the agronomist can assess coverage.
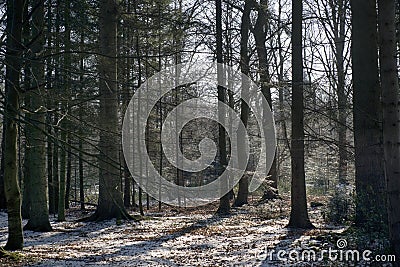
[216,0,230,215]
[0,0,399,259]
[3,0,24,250]
[24,0,52,232]
[310,0,350,185]
[288,0,313,229]
[90,0,131,220]
[351,0,387,230]
[377,0,400,261]
[253,0,278,189]
[233,0,252,208]
[0,133,5,210]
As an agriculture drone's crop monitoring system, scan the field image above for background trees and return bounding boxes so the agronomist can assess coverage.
[0,0,399,260]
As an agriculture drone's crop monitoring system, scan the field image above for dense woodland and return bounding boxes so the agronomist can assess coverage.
[0,0,399,266]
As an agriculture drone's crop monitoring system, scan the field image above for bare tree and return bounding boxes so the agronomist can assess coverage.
[288,0,314,229]
[351,0,387,230]
[24,0,52,232]
[378,0,400,261]
[310,0,351,185]
[216,0,230,214]
[3,0,24,250]
[90,0,131,220]
[234,0,252,207]
[253,0,278,189]
[0,127,5,210]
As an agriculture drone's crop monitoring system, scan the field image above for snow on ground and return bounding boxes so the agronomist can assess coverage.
[0,197,347,266]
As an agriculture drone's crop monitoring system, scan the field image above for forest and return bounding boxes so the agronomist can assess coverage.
[0,0,399,266]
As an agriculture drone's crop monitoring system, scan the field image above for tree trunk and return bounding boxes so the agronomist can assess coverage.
[122,37,131,207]
[134,0,144,215]
[46,0,54,216]
[351,0,387,230]
[122,111,131,208]
[58,128,67,221]
[216,0,230,215]
[91,0,131,220]
[58,0,71,222]
[65,137,72,210]
[79,32,85,211]
[79,136,85,211]
[287,0,313,229]
[22,109,30,220]
[3,0,24,250]
[21,3,31,219]
[0,122,6,210]
[377,0,400,262]
[253,0,278,189]
[51,0,61,215]
[52,112,59,214]
[329,0,348,185]
[233,0,252,207]
[47,119,54,214]
[24,0,52,232]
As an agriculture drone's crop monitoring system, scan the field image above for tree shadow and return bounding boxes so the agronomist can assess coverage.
[258,228,311,266]
[56,213,231,265]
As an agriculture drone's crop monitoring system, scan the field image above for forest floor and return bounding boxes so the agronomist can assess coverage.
[0,195,392,266]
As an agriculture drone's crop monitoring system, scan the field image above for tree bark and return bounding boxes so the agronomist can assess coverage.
[79,136,85,211]
[233,0,252,208]
[47,119,54,214]
[351,0,387,230]
[46,0,54,216]
[0,122,6,210]
[24,0,52,232]
[3,0,24,250]
[21,3,31,219]
[90,0,131,220]
[58,0,71,222]
[216,0,230,215]
[133,0,144,215]
[65,137,72,210]
[287,0,313,229]
[79,32,85,211]
[52,112,59,214]
[377,0,400,262]
[253,0,278,189]
[51,0,61,215]
[122,19,131,206]
[58,128,67,221]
